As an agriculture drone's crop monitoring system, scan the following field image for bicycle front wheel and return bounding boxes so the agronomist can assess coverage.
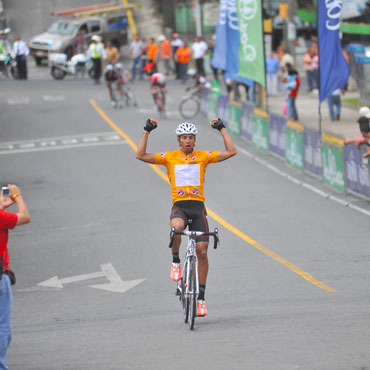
[182,260,189,323]
[188,256,197,330]
[179,97,200,119]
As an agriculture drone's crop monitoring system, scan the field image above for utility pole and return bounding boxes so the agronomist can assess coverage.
[287,0,296,62]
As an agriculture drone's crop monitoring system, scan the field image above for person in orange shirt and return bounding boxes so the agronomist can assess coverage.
[158,34,172,76]
[175,41,191,83]
[146,37,159,74]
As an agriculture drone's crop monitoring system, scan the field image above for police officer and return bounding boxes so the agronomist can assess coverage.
[87,35,107,84]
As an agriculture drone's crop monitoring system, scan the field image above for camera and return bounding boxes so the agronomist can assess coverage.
[1,186,9,197]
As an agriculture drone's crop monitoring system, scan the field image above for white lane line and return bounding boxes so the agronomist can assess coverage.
[0,140,126,155]
[7,96,30,105]
[235,143,370,217]
[43,95,66,102]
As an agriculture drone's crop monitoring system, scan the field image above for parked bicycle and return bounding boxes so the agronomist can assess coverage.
[179,82,212,119]
[168,225,219,330]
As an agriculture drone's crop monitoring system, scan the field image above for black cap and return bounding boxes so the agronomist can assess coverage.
[357,116,370,125]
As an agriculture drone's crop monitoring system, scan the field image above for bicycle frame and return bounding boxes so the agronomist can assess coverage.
[168,227,219,330]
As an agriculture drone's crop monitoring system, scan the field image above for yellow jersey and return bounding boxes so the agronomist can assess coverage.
[155,149,218,204]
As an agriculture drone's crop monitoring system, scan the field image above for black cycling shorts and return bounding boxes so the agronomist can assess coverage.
[170,200,209,242]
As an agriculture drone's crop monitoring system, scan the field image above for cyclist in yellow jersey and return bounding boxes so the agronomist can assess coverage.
[136,117,236,316]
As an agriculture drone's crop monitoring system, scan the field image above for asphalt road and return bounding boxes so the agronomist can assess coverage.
[1,65,370,370]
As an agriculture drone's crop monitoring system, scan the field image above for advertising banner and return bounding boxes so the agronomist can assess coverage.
[318,0,350,102]
[322,143,346,192]
[218,95,229,126]
[211,0,227,70]
[236,0,266,87]
[228,103,241,137]
[286,127,304,170]
[207,94,218,121]
[344,143,370,197]
[252,115,269,152]
[269,113,286,158]
[240,102,254,141]
[304,128,322,177]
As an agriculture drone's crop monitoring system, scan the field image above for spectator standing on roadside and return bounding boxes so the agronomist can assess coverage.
[146,37,159,74]
[175,41,191,83]
[310,45,319,92]
[207,39,219,81]
[171,33,183,79]
[191,36,208,77]
[72,31,87,55]
[158,35,172,76]
[303,48,315,92]
[87,35,107,84]
[105,41,120,65]
[265,51,280,96]
[11,35,29,80]
[129,34,144,80]
[327,88,344,121]
[0,184,30,370]
[283,63,300,121]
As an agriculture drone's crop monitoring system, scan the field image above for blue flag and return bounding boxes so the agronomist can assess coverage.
[212,0,254,88]
[318,0,349,103]
[211,0,227,70]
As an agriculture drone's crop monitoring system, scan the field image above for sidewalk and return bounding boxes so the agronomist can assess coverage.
[266,87,361,141]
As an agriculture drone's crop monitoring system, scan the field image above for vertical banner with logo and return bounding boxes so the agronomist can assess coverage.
[215,0,254,87]
[304,128,322,177]
[285,121,304,170]
[252,113,269,152]
[236,0,266,87]
[344,143,370,197]
[269,113,286,158]
[228,102,241,137]
[322,140,346,192]
[211,0,227,70]
[318,0,350,102]
[240,101,254,141]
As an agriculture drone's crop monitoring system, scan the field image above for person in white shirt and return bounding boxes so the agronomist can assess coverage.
[87,35,107,84]
[171,33,183,79]
[11,34,29,79]
[129,34,144,80]
[191,36,208,77]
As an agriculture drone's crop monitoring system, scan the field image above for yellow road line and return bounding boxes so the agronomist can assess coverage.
[89,99,336,293]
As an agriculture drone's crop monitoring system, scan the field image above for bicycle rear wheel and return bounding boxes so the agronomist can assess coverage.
[179,97,200,119]
[188,256,197,330]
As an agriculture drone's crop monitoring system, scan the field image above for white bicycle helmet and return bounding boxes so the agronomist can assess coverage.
[105,64,114,72]
[157,74,166,84]
[175,122,198,136]
[187,68,196,77]
[115,63,124,69]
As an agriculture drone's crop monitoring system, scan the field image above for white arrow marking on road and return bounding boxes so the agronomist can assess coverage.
[89,263,145,293]
[38,271,106,288]
[36,263,145,293]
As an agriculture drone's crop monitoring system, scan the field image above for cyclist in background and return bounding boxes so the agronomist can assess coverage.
[104,64,123,107]
[150,72,166,109]
[136,118,237,316]
[186,68,209,94]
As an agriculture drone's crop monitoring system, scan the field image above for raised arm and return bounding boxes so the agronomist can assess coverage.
[136,118,158,164]
[210,118,237,162]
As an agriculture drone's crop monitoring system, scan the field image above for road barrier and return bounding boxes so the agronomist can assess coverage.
[200,89,370,199]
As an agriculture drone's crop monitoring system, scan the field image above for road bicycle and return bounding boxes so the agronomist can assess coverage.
[151,87,166,117]
[111,81,124,109]
[122,80,138,107]
[179,90,201,119]
[168,225,219,330]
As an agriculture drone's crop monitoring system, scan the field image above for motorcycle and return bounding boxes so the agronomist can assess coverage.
[49,53,93,80]
[0,53,11,78]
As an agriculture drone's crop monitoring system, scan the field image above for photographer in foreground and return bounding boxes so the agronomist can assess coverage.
[0,184,30,370]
